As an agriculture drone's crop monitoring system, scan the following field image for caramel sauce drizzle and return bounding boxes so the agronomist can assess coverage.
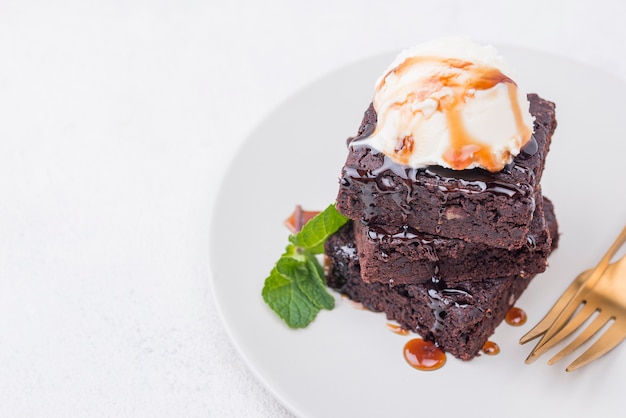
[375,56,531,172]
[386,322,409,336]
[482,340,500,356]
[505,306,527,326]
[341,294,367,310]
[403,338,447,371]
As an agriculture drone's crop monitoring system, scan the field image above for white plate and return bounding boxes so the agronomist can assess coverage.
[209,46,626,418]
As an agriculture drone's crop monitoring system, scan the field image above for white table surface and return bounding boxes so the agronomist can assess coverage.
[1,1,625,417]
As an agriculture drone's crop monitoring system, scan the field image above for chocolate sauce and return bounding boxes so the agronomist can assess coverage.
[427,277,473,332]
[366,224,433,243]
[519,135,539,158]
[426,165,529,198]
[342,147,534,228]
[366,224,444,284]
[344,149,533,198]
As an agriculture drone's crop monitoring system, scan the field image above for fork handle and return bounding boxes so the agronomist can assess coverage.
[590,225,626,287]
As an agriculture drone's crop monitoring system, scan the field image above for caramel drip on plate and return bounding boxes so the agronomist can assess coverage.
[386,322,409,335]
[482,340,500,356]
[403,338,447,371]
[505,306,527,326]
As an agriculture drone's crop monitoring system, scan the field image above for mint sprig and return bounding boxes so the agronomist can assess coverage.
[262,204,349,328]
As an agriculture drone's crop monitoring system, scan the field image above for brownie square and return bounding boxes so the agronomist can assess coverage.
[354,196,556,285]
[335,94,557,250]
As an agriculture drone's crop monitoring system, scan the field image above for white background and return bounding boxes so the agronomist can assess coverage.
[1,1,625,417]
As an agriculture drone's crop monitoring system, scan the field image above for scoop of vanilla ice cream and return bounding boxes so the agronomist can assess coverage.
[357,37,534,172]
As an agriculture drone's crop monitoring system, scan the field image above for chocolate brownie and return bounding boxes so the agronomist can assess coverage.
[354,196,556,285]
[324,210,559,361]
[335,94,557,250]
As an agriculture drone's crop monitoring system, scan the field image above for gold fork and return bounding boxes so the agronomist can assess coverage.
[522,225,626,371]
[521,226,626,347]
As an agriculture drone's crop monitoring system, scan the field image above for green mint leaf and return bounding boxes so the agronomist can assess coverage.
[262,203,347,328]
[299,252,335,310]
[262,251,334,328]
[289,204,349,254]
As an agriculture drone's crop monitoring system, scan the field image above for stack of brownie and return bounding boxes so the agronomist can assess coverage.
[325,93,559,360]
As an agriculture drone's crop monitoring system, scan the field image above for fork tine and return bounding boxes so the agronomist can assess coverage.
[523,227,626,346]
[519,270,591,345]
[547,310,612,365]
[525,301,596,364]
[565,321,626,372]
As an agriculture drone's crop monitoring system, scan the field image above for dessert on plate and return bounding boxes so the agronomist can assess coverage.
[326,36,559,361]
[326,198,559,361]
